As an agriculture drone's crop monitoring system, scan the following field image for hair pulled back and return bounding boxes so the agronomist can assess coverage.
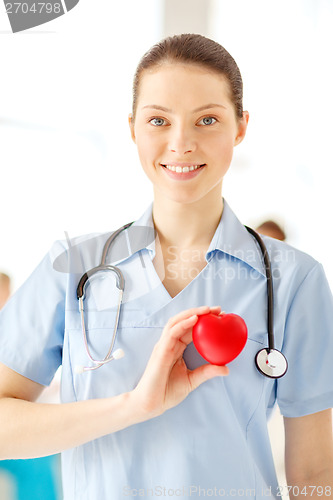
[132,33,244,120]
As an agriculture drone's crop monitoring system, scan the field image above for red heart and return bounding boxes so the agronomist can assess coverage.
[192,313,248,365]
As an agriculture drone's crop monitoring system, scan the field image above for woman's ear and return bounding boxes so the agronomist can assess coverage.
[128,114,136,143]
[234,111,249,146]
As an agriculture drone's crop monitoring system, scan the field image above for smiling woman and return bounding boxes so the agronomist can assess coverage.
[129,63,248,209]
[128,34,248,215]
[0,33,332,500]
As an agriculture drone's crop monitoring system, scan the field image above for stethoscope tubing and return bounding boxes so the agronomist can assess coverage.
[245,226,274,352]
[76,224,133,373]
[101,222,134,266]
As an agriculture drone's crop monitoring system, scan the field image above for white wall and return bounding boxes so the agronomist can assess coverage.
[0,0,162,290]
[209,0,333,280]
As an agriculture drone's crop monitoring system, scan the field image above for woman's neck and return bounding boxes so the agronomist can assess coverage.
[152,190,224,250]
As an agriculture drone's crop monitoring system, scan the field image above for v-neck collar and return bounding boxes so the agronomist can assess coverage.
[111,199,266,279]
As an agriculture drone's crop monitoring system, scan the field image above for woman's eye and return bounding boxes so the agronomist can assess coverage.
[199,116,217,126]
[149,118,166,126]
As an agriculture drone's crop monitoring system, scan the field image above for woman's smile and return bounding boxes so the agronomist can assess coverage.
[160,163,206,180]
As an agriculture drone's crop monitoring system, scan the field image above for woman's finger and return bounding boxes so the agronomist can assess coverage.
[160,306,223,351]
[210,306,222,315]
[165,306,210,331]
[159,315,198,354]
[165,305,222,331]
[188,364,229,391]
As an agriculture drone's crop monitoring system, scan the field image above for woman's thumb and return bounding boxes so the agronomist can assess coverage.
[189,364,229,392]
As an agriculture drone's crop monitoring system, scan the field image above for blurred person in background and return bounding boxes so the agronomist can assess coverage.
[256,220,286,242]
[0,273,11,310]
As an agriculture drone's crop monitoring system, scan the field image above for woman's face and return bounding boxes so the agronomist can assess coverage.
[129,63,249,205]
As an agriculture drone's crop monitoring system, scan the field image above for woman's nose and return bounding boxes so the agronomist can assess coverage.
[168,125,196,154]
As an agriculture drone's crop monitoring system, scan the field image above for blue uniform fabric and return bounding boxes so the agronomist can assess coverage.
[0,200,333,499]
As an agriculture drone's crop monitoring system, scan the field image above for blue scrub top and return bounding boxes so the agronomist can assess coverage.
[1,200,333,499]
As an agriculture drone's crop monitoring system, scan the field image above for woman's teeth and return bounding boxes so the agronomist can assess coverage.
[163,165,203,173]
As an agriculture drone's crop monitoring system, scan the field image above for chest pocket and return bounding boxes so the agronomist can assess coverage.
[65,303,162,401]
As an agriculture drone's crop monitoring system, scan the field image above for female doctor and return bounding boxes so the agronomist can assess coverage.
[0,34,333,499]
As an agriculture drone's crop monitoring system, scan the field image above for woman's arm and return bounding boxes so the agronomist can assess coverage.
[0,365,138,459]
[0,305,228,460]
[284,409,333,499]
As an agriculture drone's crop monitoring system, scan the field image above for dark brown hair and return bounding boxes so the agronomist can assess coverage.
[0,272,10,286]
[256,221,286,241]
[132,33,244,120]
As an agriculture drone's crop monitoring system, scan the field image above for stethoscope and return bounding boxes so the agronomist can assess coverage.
[76,223,288,379]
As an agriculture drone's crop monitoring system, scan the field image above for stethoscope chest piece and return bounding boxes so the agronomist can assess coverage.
[255,348,288,379]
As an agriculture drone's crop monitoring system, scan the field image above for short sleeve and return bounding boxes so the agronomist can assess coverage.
[277,262,333,417]
[0,242,67,386]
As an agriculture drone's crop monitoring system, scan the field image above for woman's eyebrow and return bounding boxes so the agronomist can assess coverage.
[141,103,227,113]
[194,103,227,112]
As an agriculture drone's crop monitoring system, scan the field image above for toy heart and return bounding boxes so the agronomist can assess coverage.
[192,313,248,365]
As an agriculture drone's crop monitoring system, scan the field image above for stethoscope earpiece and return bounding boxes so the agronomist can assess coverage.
[255,348,288,379]
[75,348,125,374]
[112,348,125,360]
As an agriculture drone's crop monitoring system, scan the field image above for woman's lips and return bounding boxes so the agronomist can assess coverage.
[160,163,206,180]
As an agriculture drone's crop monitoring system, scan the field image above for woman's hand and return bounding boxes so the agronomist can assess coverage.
[0,306,228,458]
[131,305,229,420]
